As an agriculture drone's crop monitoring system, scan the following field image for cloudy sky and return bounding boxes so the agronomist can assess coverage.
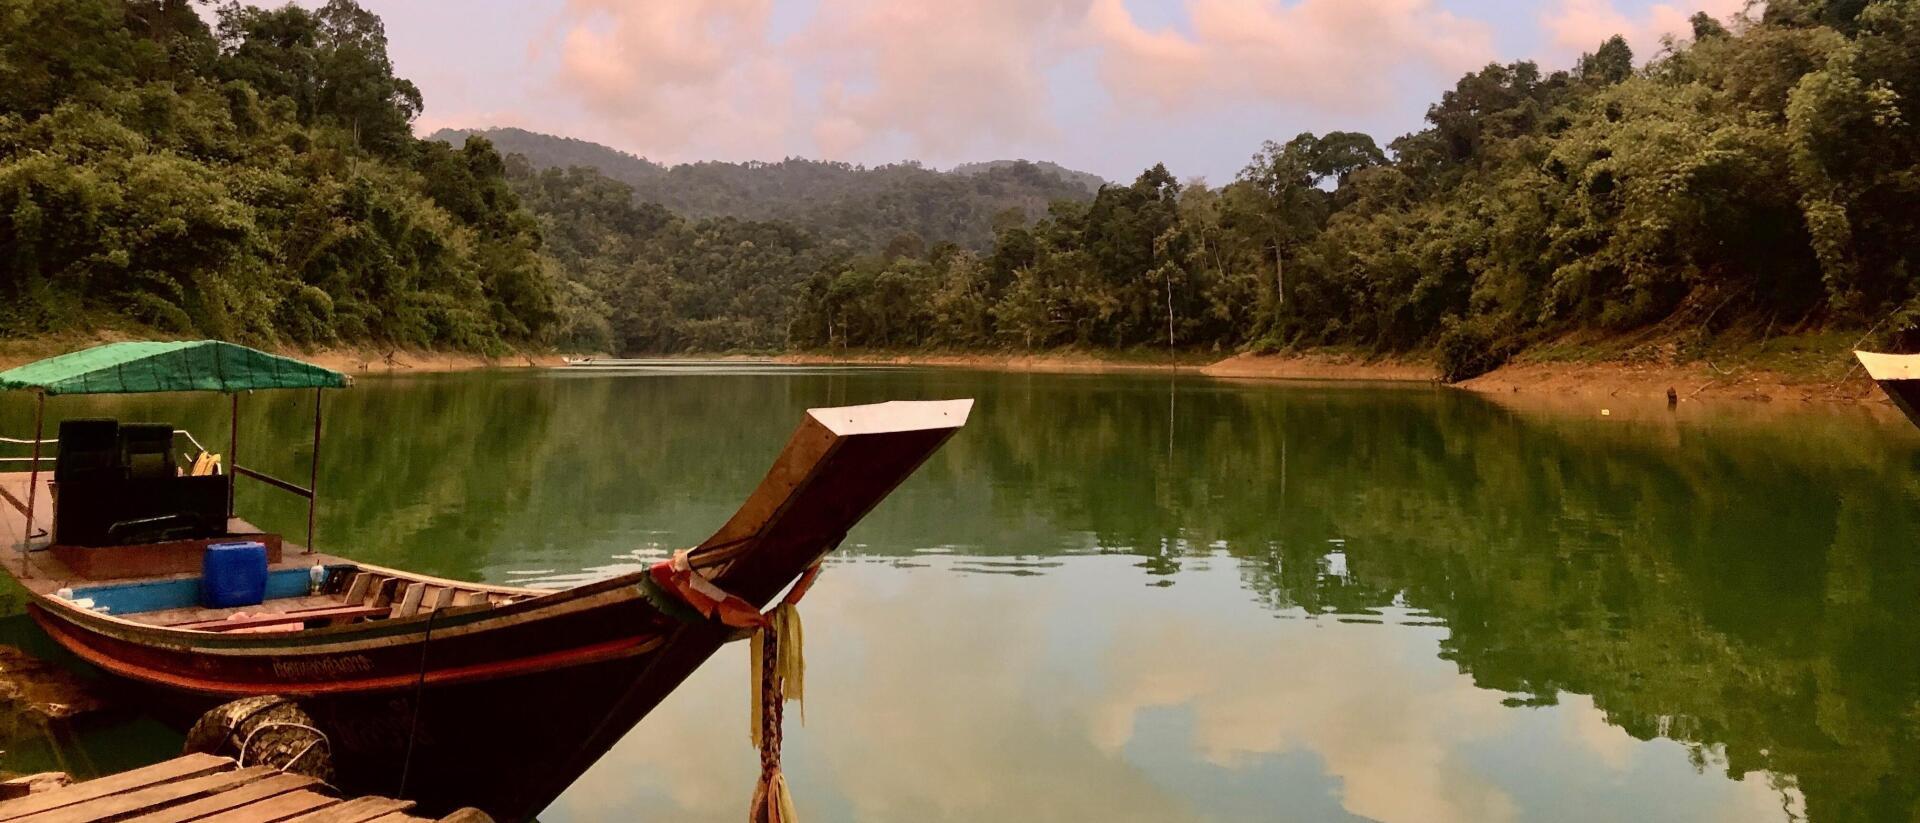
[354,0,1749,182]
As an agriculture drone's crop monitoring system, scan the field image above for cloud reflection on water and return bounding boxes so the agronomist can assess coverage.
[543,555,1792,822]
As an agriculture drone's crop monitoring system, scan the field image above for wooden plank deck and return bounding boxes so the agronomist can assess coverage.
[0,755,486,823]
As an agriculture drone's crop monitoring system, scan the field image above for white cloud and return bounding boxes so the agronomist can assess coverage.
[1092,617,1521,823]
[553,571,1194,822]
[549,559,1806,823]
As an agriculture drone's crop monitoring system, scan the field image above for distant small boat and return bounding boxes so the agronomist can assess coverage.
[561,357,778,369]
[1857,350,1920,430]
[0,341,971,821]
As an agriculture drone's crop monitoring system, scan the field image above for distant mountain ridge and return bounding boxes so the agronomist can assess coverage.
[430,128,667,184]
[950,159,1106,194]
[427,127,1104,250]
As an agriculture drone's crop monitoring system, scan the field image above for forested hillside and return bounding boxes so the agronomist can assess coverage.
[0,0,556,353]
[783,2,1920,379]
[507,160,835,353]
[431,127,1101,252]
[5,1,1915,374]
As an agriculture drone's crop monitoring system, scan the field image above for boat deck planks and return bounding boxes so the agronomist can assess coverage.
[143,597,353,628]
[0,755,465,823]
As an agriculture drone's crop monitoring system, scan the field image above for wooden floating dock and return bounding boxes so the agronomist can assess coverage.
[0,753,486,823]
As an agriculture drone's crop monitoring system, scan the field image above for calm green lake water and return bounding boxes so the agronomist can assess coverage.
[3,366,1918,822]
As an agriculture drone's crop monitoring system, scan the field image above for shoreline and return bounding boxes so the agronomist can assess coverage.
[1,338,1890,411]
[297,348,569,374]
[778,350,1214,375]
[777,349,1892,410]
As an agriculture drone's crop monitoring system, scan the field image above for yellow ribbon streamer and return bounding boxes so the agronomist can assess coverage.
[749,602,807,822]
[748,564,822,823]
[750,603,805,748]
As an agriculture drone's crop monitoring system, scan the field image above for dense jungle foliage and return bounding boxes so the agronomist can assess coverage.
[433,127,1100,253]
[779,2,1920,379]
[0,0,555,352]
[6,1,1918,373]
[508,159,837,353]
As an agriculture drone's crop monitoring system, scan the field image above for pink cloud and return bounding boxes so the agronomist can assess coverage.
[545,0,1088,164]
[795,0,1092,161]
[1543,0,1749,61]
[1085,0,1498,115]
[549,0,797,162]
[532,0,1512,167]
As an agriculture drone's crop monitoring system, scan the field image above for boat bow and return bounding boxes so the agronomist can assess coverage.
[1857,351,1920,430]
[521,398,972,817]
[5,397,973,821]
[687,399,972,605]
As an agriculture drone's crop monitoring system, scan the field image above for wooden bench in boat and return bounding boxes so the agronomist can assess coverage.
[155,573,520,633]
[342,573,501,617]
[25,559,529,628]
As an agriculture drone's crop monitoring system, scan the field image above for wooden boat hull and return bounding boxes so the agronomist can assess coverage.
[34,585,713,820]
[15,399,973,821]
[1882,381,1920,430]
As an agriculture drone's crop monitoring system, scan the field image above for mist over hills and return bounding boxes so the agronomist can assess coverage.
[428,127,1104,251]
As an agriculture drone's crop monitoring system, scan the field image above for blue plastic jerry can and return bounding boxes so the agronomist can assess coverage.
[202,541,269,608]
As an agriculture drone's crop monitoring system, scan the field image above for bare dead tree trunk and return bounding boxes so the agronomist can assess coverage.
[1276,248,1285,307]
[1165,267,1176,353]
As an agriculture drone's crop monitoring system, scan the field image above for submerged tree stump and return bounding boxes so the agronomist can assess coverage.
[183,695,335,784]
[0,646,106,725]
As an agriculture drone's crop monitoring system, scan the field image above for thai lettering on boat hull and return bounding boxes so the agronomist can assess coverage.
[272,654,374,680]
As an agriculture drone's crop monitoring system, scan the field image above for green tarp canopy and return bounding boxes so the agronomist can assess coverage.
[0,341,350,396]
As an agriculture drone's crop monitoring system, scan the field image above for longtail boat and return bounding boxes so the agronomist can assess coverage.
[0,341,970,821]
[1858,350,1920,431]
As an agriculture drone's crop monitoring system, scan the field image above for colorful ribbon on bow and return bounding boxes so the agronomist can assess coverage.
[647,550,824,823]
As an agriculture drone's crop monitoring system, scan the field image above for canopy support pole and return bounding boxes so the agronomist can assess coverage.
[306,387,321,555]
[227,393,239,519]
[21,393,44,579]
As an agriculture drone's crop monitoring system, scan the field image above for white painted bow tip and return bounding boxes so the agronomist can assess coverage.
[1856,350,1920,382]
[808,399,974,436]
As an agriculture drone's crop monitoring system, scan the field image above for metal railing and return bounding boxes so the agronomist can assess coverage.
[1,434,56,465]
[1,429,216,467]
[4,422,317,542]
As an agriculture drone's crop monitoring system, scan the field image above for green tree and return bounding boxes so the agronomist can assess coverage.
[1578,35,1636,85]
[1,0,555,351]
